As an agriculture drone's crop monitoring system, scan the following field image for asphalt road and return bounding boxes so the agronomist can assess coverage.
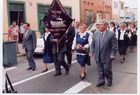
[3,47,137,93]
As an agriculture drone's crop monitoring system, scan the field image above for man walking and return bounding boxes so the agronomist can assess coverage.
[90,20,117,87]
[65,23,75,66]
[52,35,70,76]
[22,23,37,71]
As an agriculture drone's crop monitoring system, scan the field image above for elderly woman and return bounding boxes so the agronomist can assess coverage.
[41,26,53,73]
[129,24,137,51]
[72,24,92,80]
[117,22,130,63]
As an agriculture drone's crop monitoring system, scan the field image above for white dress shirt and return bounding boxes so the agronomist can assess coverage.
[20,25,25,34]
[44,32,51,41]
[25,29,29,38]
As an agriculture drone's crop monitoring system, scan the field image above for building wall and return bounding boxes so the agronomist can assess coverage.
[103,0,112,21]
[80,0,112,24]
[118,1,125,18]
[112,0,119,19]
[3,0,80,40]
[80,0,94,26]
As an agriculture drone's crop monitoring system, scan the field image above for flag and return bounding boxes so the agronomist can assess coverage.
[43,0,73,39]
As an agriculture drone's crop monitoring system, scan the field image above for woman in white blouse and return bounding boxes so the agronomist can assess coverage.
[117,23,130,63]
[72,24,92,80]
[41,27,53,73]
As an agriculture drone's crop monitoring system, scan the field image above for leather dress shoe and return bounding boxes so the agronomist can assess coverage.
[54,73,61,76]
[96,82,105,87]
[68,64,71,67]
[107,81,112,87]
[32,68,36,71]
[27,67,32,70]
[41,68,48,73]
[65,67,69,75]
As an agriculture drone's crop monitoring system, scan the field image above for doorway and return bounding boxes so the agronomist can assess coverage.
[10,11,24,26]
[9,2,26,42]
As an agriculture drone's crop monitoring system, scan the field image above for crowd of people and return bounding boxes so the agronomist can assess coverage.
[7,19,137,87]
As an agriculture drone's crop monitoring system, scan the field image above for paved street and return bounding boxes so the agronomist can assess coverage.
[3,44,137,93]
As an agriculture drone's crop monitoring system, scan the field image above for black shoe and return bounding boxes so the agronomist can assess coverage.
[54,73,61,76]
[107,81,112,87]
[96,82,105,87]
[80,72,86,80]
[27,67,32,70]
[68,64,71,67]
[123,57,125,60]
[121,60,124,63]
[32,68,36,71]
[41,68,48,73]
[65,67,69,75]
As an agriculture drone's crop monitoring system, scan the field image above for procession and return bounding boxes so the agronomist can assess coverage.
[2,0,137,93]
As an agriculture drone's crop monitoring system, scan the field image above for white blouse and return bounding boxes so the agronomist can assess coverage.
[119,29,126,40]
[72,31,92,50]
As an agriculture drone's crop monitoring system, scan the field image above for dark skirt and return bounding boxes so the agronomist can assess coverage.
[77,54,88,67]
[43,53,53,63]
[130,35,137,46]
[118,40,127,55]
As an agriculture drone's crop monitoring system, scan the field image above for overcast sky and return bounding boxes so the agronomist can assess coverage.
[122,0,137,8]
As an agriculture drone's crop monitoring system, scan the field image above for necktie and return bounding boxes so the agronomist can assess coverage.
[99,32,104,50]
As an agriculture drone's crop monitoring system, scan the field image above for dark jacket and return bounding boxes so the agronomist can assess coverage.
[66,25,75,45]
[43,33,53,56]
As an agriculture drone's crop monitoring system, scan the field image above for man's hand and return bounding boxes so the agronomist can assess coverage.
[65,40,68,43]
[110,55,115,60]
[53,39,59,43]
[71,50,74,54]
[89,53,94,57]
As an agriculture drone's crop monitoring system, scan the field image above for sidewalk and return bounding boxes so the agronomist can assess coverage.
[17,44,26,57]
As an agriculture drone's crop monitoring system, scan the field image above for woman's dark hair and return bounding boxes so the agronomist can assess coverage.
[24,23,30,27]
[110,22,115,27]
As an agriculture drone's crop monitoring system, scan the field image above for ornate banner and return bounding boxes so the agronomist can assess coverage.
[43,0,73,39]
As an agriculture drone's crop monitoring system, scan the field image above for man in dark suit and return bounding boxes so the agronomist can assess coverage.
[52,35,70,76]
[65,24,75,66]
[90,20,117,87]
[22,23,37,71]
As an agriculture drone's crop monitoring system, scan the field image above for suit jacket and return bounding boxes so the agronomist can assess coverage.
[90,30,117,63]
[66,25,75,45]
[52,35,67,54]
[23,29,37,51]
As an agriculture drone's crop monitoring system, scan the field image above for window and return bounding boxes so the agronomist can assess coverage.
[9,3,25,26]
[65,7,72,16]
[121,3,124,9]
[114,2,118,9]
[9,3,24,11]
[126,17,130,19]
[38,5,49,13]
[83,1,86,5]
[87,2,90,6]
[84,10,94,26]
[91,3,94,6]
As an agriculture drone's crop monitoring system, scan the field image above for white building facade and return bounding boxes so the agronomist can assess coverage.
[112,0,125,23]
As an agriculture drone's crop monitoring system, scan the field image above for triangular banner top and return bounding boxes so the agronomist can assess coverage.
[43,0,73,39]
